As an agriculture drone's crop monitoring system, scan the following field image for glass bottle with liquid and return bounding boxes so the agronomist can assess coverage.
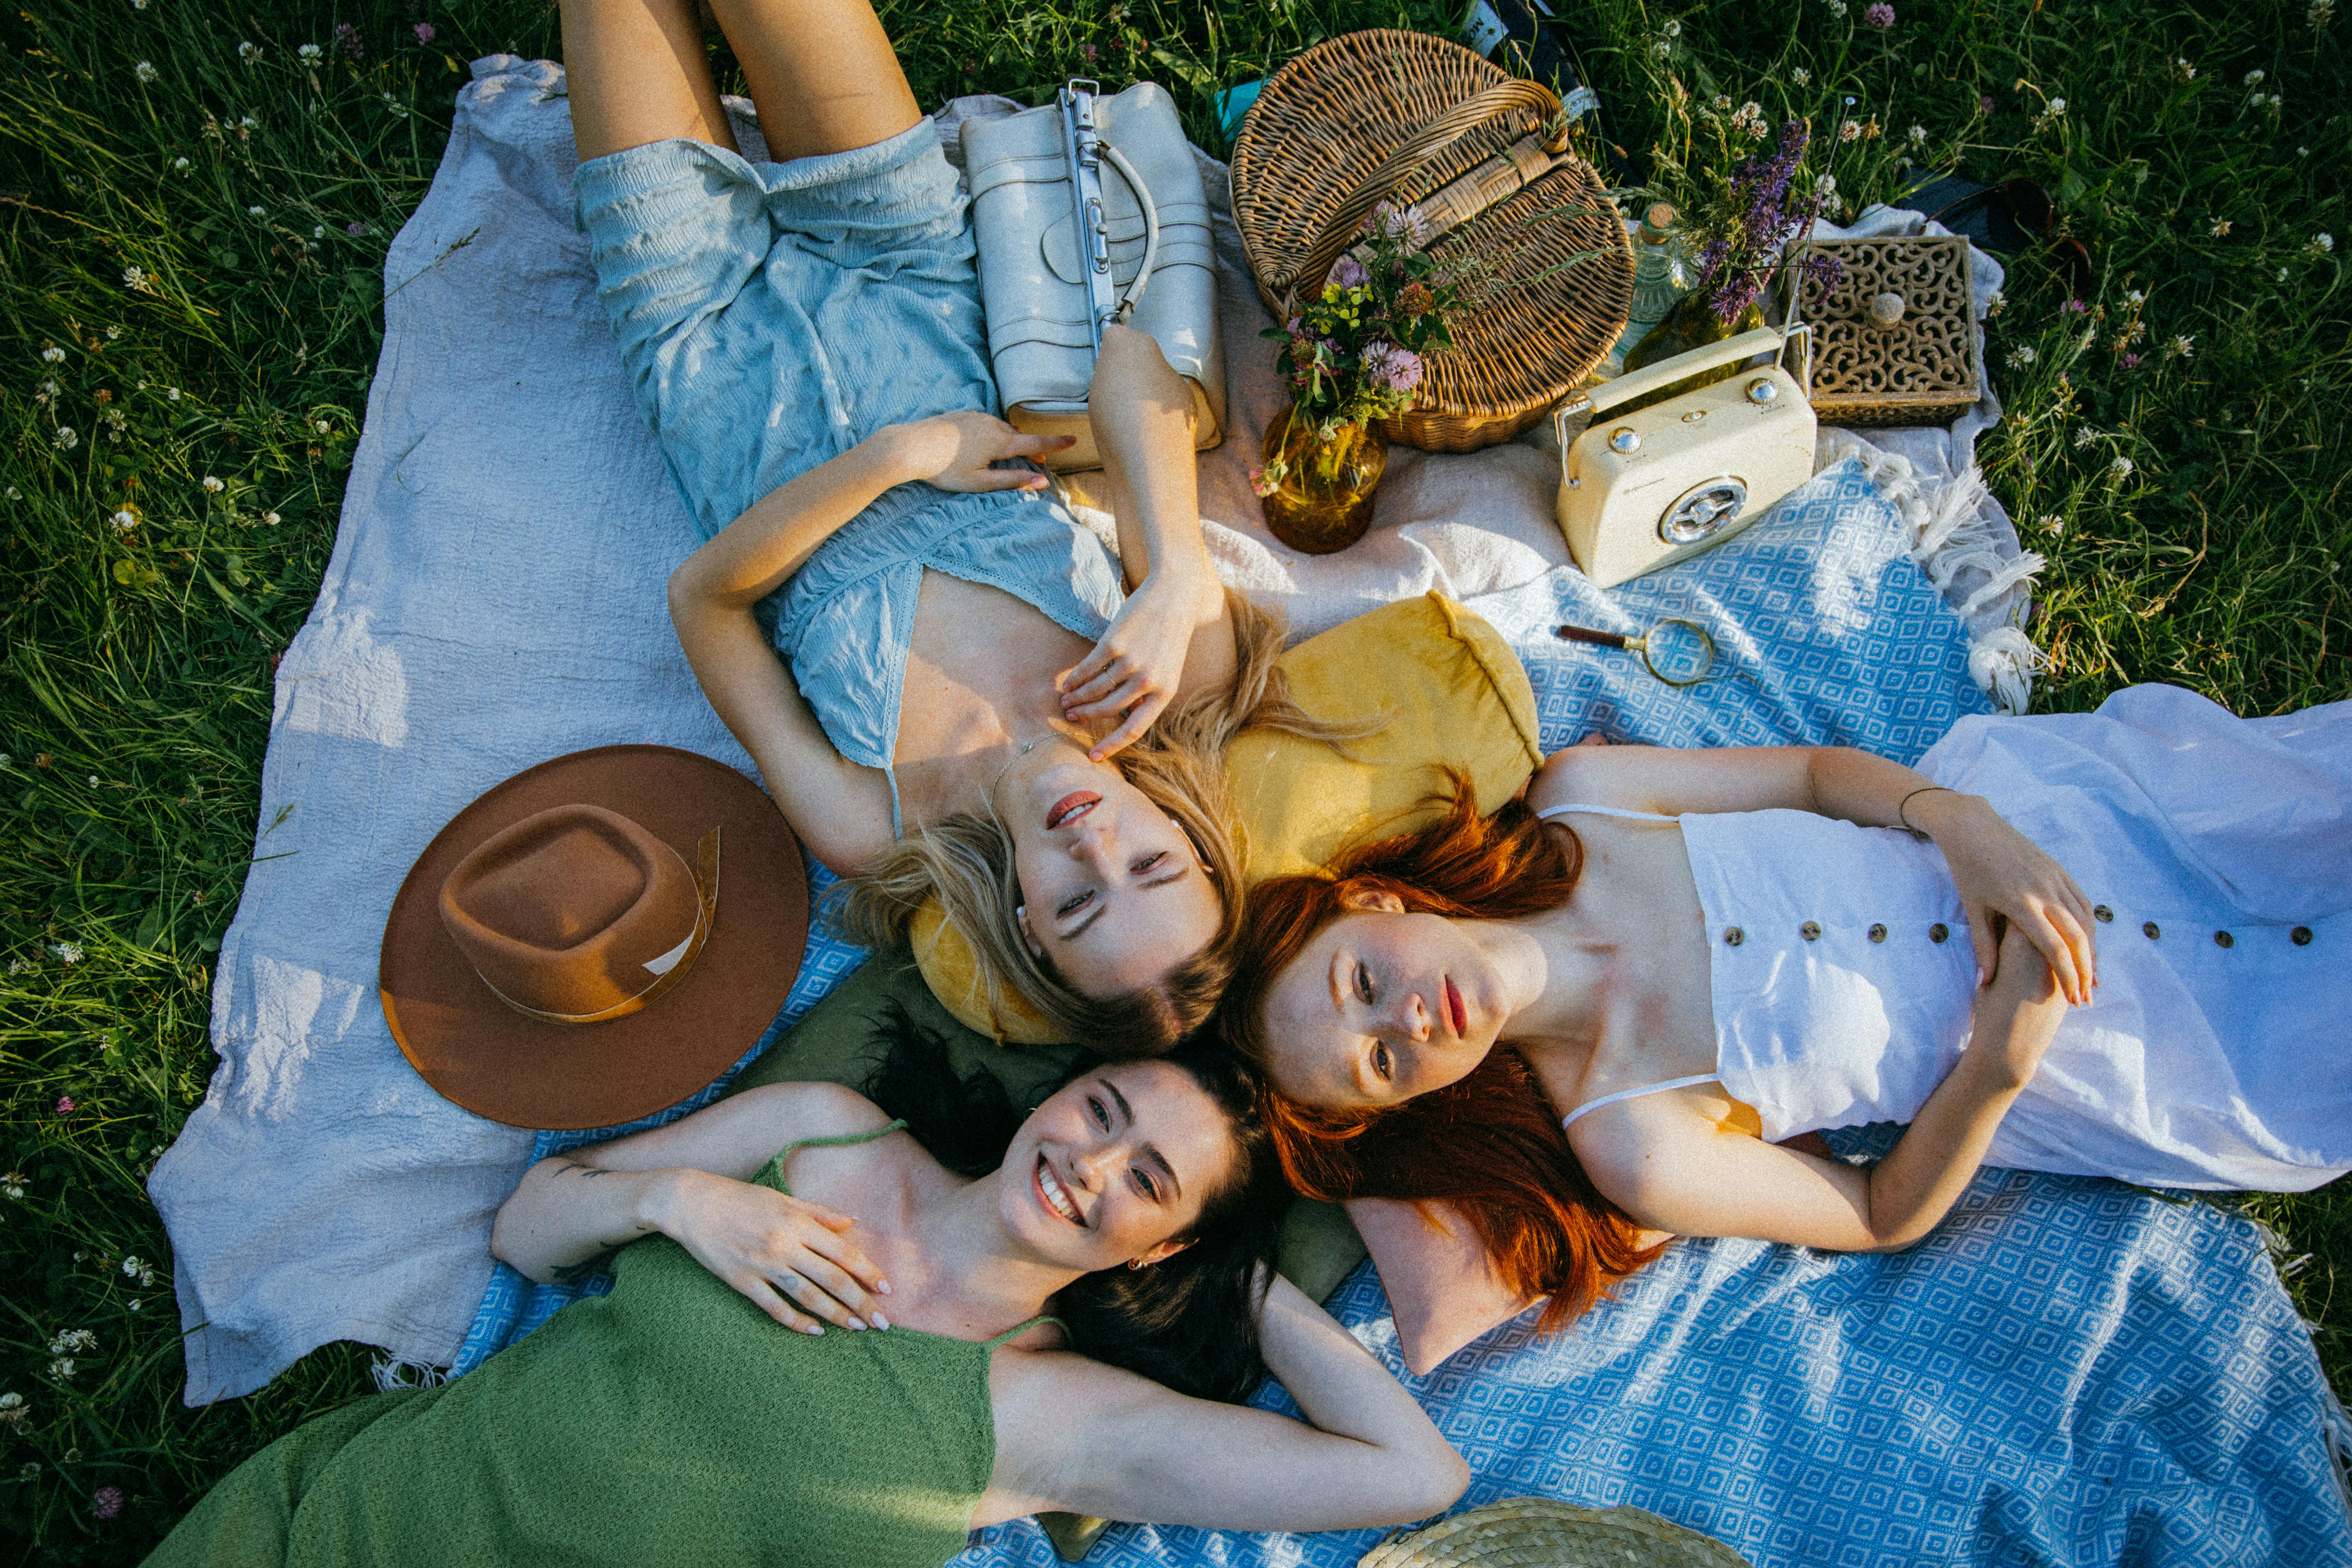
[1594,203,1690,379]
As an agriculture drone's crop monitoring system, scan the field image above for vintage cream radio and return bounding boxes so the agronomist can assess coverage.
[1552,325,1816,589]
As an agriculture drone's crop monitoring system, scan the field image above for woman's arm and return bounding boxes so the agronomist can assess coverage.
[1053,325,1236,760]
[490,1082,893,1334]
[1574,926,2071,1252]
[667,414,1071,873]
[1533,741,2098,1001]
[975,1274,1469,1531]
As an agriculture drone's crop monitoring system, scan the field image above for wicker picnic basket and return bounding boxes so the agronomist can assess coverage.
[1229,29,1633,453]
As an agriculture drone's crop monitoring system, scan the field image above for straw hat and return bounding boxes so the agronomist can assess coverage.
[1357,1499,1751,1568]
[379,745,807,1129]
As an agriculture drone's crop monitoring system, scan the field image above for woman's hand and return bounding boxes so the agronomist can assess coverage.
[1908,791,2099,1003]
[1056,571,1222,760]
[651,1168,892,1336]
[887,412,1073,494]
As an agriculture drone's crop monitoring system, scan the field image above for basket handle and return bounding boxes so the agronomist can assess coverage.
[1278,78,1562,316]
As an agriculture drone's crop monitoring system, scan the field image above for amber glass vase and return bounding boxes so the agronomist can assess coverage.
[1258,406,1389,555]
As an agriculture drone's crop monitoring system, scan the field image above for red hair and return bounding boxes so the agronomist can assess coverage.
[1221,774,1667,1330]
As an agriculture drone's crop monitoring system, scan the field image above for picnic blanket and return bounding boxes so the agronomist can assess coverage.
[156,54,2019,1405]
[959,1145,2352,1568]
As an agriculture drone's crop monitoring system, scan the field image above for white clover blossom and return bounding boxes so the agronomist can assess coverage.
[1829,0,1847,15]
[48,1329,96,1355]
[2110,456,2134,477]
[238,41,261,62]
[173,156,189,171]
[2127,288,2146,304]
[201,475,224,492]
[2005,344,2036,368]
[2048,97,2066,114]
[0,1393,21,1410]
[1650,38,1671,57]
[1816,174,1839,196]
[299,42,323,61]
[1791,67,1811,85]
[2073,426,2098,448]
[263,510,281,525]
[2208,216,2231,238]
[52,426,78,450]
[0,1174,23,1199]
[2314,232,2335,253]
[40,345,63,363]
[312,418,330,433]
[2242,69,2265,86]
[2279,266,2290,282]
[122,265,148,290]
[313,224,326,238]
[105,326,120,340]
[2038,513,2063,534]
[2313,0,2336,26]
[3,488,16,501]
[111,510,136,532]
[2167,334,2195,358]
[2174,58,2197,80]
[1662,18,1681,36]
[46,1359,76,1381]
[246,205,265,217]
[134,60,158,83]
[1839,119,1860,141]
[1907,124,1928,146]
[166,386,181,400]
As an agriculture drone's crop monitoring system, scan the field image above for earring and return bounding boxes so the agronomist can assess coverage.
[1126,1258,1146,1270]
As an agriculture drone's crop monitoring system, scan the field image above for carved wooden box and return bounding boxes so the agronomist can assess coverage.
[1788,236,1978,427]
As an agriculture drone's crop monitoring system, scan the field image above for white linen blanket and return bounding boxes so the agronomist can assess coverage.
[152,55,2022,1402]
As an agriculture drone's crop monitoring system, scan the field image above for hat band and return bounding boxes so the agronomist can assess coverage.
[485,827,721,1027]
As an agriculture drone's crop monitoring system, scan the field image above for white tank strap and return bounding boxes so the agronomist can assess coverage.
[1537,802,1680,824]
[1560,1073,1723,1129]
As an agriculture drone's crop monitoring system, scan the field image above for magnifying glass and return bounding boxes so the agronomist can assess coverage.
[1553,618,1717,687]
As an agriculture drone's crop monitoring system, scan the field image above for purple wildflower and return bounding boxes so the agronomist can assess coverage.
[1079,41,1097,65]
[56,1097,75,1115]
[92,1488,124,1521]
[2121,352,2142,369]
[2061,298,2087,314]
[1979,94,1996,115]
[1864,2,1896,27]
[335,22,365,62]
[1799,249,1846,295]
[346,221,367,236]
[413,22,436,43]
[1363,342,1423,392]
[1330,254,1368,290]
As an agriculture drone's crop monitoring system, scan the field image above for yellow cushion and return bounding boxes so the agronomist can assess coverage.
[914,592,1543,1042]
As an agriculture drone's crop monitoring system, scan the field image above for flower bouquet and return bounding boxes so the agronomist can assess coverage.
[1251,204,1478,554]
[1626,115,1843,378]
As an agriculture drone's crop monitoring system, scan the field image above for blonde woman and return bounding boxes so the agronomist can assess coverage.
[571,0,1326,1050]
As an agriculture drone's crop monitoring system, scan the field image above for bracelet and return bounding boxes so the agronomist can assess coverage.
[1896,785,1956,836]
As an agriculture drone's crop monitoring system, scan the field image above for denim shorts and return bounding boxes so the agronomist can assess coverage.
[574,120,1125,824]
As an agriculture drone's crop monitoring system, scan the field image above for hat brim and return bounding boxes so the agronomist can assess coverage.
[380,745,808,1130]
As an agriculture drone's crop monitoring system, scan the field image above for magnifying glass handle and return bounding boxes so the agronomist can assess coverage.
[1554,624,1635,651]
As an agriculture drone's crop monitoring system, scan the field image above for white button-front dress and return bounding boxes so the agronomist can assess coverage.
[1559,685,2351,1192]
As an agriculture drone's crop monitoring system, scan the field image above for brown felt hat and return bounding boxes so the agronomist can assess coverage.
[379,745,807,1130]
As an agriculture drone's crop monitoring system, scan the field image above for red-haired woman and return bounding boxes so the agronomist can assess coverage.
[1222,687,2352,1273]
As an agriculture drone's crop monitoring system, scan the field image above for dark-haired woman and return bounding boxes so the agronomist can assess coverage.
[144,1048,1468,1566]
[1223,688,2351,1262]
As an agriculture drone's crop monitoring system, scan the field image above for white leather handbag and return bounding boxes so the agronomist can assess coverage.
[961,80,1225,473]
[1552,325,1815,589]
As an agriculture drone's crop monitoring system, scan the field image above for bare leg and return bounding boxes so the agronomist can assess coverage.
[703,0,921,162]
[560,0,739,163]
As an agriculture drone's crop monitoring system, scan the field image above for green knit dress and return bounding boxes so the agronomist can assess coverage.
[147,1124,1052,1568]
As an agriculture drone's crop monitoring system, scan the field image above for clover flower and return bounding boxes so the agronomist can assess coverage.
[52,943,80,964]
[2313,0,2336,27]
[414,22,436,43]
[238,40,262,62]
[1828,0,1847,15]
[2313,232,2335,253]
[264,510,281,525]
[2073,426,2098,447]
[299,42,323,61]
[1329,254,1368,290]
[2173,58,2197,80]
[166,385,181,400]
[312,418,331,434]
[1663,19,1682,36]
[1729,101,1768,140]
[53,426,79,450]
[2166,334,2195,358]
[0,1174,23,1199]
[335,22,364,61]
[1907,124,1928,146]
[1362,342,1423,392]
[2110,456,2134,477]
[111,510,137,532]
[173,156,189,171]
[1864,2,1895,28]
[41,345,63,363]
[47,1358,76,1380]
[246,204,265,218]
[201,475,224,492]
[1791,67,1811,85]
[135,60,158,83]
[92,1488,124,1521]
[2242,68,2265,87]
[2006,344,2036,368]
[122,265,148,290]
[2208,217,2231,238]
[1839,119,1860,141]
[2037,513,2063,535]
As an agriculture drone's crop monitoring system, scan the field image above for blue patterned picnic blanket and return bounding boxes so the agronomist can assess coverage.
[960,1146,2351,1568]
[449,458,2351,1561]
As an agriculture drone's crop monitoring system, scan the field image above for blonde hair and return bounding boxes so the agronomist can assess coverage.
[831,589,1356,1056]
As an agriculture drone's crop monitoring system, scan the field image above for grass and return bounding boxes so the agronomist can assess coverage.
[0,0,2343,1560]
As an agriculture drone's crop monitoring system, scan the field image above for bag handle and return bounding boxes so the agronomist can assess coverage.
[1097,141,1162,322]
[1550,324,1813,448]
[1278,78,1562,317]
